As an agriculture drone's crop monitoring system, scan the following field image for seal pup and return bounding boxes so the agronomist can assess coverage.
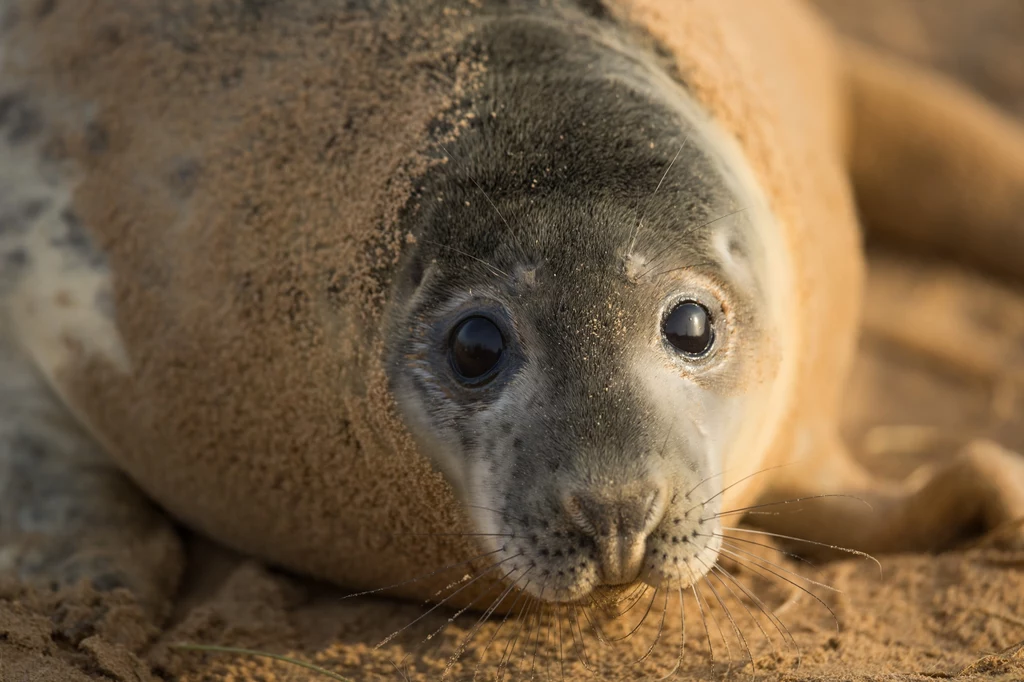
[1,0,1023,629]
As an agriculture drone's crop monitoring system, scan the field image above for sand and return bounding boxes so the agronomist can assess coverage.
[2,1,1024,680]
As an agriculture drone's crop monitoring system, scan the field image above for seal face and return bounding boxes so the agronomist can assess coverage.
[385,15,784,602]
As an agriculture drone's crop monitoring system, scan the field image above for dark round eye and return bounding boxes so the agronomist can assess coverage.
[663,301,714,356]
[450,316,505,382]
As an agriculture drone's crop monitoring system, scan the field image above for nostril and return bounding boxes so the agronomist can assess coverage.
[562,482,666,541]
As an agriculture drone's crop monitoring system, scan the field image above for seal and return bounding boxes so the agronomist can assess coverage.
[1,0,1023,631]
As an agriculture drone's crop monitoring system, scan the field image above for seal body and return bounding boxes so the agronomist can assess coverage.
[4,0,1022,617]
[0,0,858,603]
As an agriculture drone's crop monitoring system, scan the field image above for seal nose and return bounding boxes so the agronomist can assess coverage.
[563,483,666,585]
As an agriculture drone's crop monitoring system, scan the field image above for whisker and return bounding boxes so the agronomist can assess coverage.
[420,237,511,280]
[465,504,528,525]
[706,532,819,572]
[636,587,671,664]
[540,605,554,681]
[515,581,547,678]
[606,581,651,620]
[527,599,548,679]
[627,135,690,255]
[653,585,686,681]
[705,494,873,520]
[390,532,516,538]
[717,547,841,636]
[557,607,567,682]
[703,571,755,675]
[684,462,801,516]
[711,563,801,662]
[596,586,658,643]
[724,526,883,577]
[718,543,841,594]
[644,259,717,280]
[578,599,611,650]
[497,589,537,680]
[569,603,596,672]
[435,143,535,269]
[691,568,733,672]
[474,572,534,671]
[376,552,522,648]
[443,567,528,678]
[706,562,779,662]
[689,573,716,670]
[407,568,514,667]
[341,547,504,601]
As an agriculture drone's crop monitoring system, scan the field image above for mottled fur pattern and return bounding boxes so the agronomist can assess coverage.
[0,1,178,613]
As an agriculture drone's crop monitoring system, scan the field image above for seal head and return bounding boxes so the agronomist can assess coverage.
[386,15,785,603]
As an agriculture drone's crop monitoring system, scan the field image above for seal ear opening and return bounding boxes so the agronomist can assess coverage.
[840,40,1024,285]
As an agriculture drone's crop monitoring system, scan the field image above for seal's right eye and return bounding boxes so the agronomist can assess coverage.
[449,316,505,382]
[663,300,714,357]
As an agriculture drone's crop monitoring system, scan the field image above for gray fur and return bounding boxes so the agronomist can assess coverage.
[385,9,778,601]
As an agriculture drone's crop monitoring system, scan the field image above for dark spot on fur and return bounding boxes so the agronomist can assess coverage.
[513,437,524,450]
[426,116,456,140]
[5,248,28,267]
[0,91,43,145]
[221,66,245,89]
[51,208,106,267]
[96,23,126,48]
[91,572,127,592]
[84,122,109,154]
[500,421,512,434]
[284,286,308,323]
[22,199,50,221]
[574,0,609,20]
[169,159,201,199]
[727,237,745,260]
[35,0,57,20]
[0,199,47,235]
[240,0,274,22]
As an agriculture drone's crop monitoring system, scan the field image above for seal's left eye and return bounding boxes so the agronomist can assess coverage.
[450,316,505,382]
[663,301,714,357]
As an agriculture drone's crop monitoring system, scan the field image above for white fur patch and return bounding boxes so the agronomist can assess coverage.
[1,112,131,388]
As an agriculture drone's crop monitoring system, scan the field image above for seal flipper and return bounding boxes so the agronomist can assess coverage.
[750,435,1024,557]
[0,321,183,621]
[842,41,1024,284]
